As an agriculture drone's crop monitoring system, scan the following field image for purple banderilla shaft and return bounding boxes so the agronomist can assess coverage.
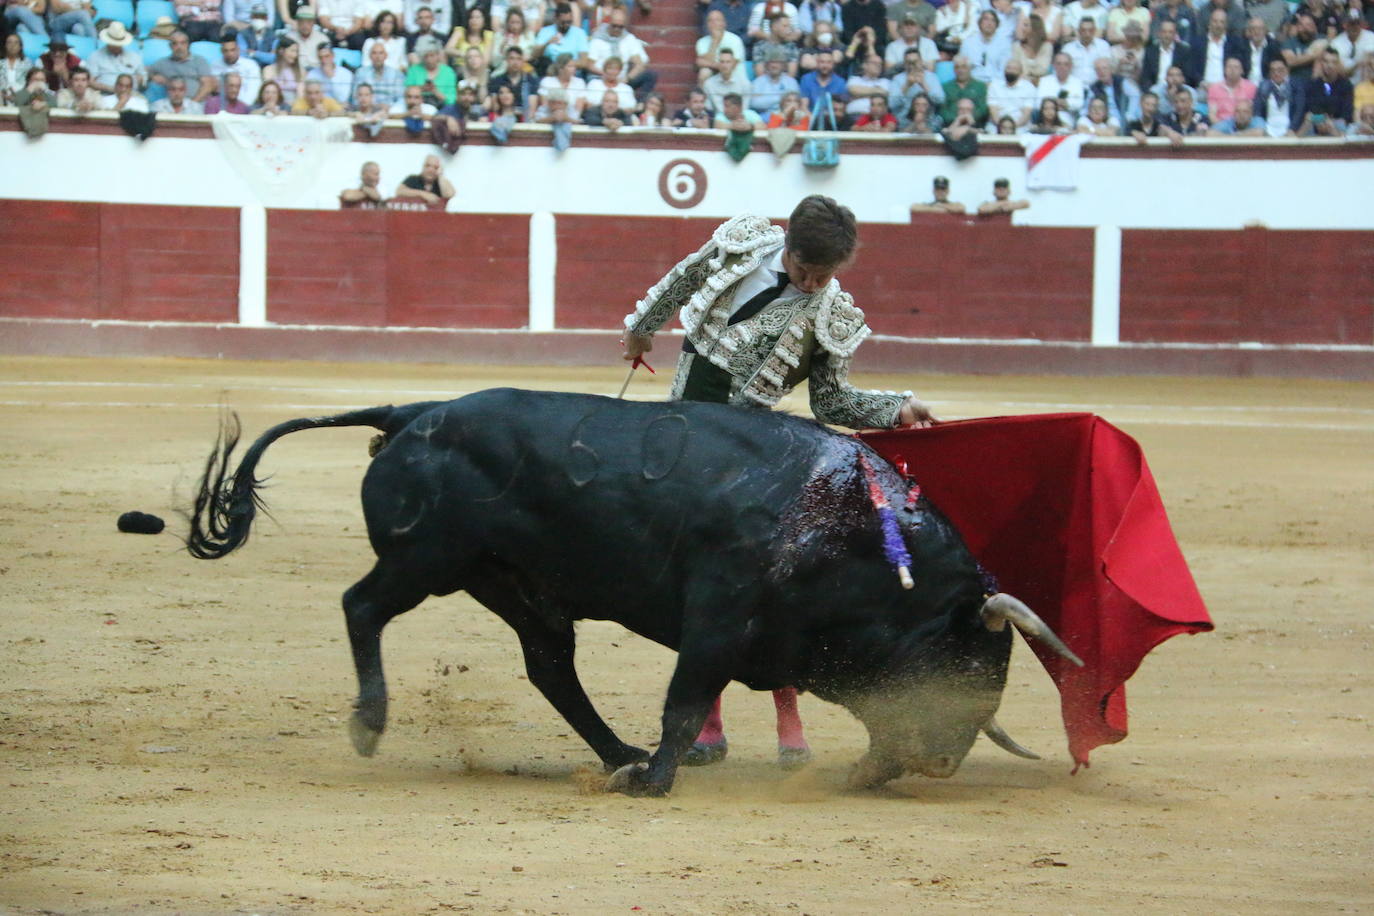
[858,454,914,590]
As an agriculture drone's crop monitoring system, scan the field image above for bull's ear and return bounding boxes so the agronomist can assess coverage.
[980,593,1084,667]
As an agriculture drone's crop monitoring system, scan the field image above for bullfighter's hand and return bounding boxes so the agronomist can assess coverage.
[898,396,936,428]
[622,332,652,361]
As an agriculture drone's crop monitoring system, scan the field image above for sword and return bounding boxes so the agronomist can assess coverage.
[616,355,655,399]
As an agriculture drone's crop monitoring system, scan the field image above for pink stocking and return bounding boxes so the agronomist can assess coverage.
[773,687,808,750]
[693,694,725,745]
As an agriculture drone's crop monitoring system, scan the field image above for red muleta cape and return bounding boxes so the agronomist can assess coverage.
[859,413,1213,769]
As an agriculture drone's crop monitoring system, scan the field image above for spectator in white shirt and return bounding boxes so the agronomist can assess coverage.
[987,56,1037,124]
[1038,50,1087,117]
[697,9,746,82]
[212,34,262,103]
[1332,10,1374,78]
[1065,17,1112,84]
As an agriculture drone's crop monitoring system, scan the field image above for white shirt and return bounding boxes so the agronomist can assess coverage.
[587,30,650,69]
[1331,29,1374,76]
[211,55,261,101]
[1156,41,1176,82]
[1263,88,1288,137]
[1037,71,1086,115]
[318,0,365,30]
[586,77,635,111]
[1203,34,1226,85]
[1064,37,1112,84]
[102,92,149,111]
[746,0,799,38]
[1063,1,1108,36]
[404,0,450,34]
[987,75,1038,121]
[1246,40,1266,82]
[729,248,803,321]
[884,36,937,72]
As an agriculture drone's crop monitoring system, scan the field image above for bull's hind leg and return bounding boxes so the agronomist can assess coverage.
[343,560,429,757]
[468,582,650,772]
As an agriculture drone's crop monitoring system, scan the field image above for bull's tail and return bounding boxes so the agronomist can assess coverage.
[184,402,442,560]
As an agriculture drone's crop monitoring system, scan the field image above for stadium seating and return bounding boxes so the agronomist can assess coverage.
[934,59,955,84]
[20,32,50,58]
[190,40,221,63]
[335,47,362,69]
[93,0,136,28]
[140,37,172,62]
[134,0,176,36]
[67,35,99,59]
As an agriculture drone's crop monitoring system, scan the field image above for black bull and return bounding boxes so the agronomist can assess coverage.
[186,388,1080,796]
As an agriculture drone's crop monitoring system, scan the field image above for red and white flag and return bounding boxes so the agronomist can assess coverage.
[1023,134,1088,191]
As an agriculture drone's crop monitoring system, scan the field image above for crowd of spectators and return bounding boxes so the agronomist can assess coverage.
[688,0,1374,138]
[3,0,1371,139]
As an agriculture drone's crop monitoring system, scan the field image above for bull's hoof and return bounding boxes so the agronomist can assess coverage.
[601,746,652,773]
[348,713,382,757]
[682,739,728,767]
[846,753,903,790]
[604,761,670,797]
[777,745,813,770]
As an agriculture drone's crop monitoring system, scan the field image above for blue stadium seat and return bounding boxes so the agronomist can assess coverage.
[20,32,50,59]
[67,35,99,59]
[190,40,221,63]
[93,0,136,27]
[134,0,176,36]
[145,80,167,102]
[744,60,754,81]
[334,47,361,69]
[934,59,954,84]
[140,36,171,62]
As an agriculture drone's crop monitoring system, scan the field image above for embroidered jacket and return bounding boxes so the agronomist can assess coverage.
[623,214,909,430]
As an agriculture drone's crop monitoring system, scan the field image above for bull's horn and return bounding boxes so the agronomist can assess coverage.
[980,593,1085,667]
[982,717,1041,759]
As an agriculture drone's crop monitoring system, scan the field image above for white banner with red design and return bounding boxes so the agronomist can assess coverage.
[1023,134,1089,191]
[211,115,353,203]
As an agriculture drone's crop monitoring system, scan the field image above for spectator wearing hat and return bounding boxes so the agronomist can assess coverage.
[750,48,800,113]
[910,175,966,214]
[213,33,262,101]
[204,70,251,110]
[352,40,405,106]
[1112,21,1148,83]
[238,5,281,66]
[39,36,81,91]
[45,0,96,42]
[4,0,48,37]
[149,30,217,101]
[54,63,98,110]
[884,12,936,74]
[286,6,332,67]
[977,177,1029,215]
[101,71,149,110]
[152,75,206,111]
[175,0,225,43]
[87,21,145,92]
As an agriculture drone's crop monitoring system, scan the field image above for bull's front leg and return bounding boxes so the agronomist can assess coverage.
[607,628,741,798]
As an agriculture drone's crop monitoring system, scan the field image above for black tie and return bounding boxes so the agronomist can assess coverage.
[683,272,791,354]
[729,272,791,325]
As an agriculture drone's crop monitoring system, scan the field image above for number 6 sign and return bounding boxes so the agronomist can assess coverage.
[657,159,707,210]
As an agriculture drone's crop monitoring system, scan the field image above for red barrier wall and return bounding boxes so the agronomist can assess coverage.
[266,210,529,328]
[1120,229,1374,345]
[0,200,239,323]
[555,214,1095,341]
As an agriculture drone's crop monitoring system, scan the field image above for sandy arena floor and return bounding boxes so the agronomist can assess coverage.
[0,356,1371,914]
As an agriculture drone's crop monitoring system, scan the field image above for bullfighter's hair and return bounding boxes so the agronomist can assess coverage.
[786,195,857,269]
